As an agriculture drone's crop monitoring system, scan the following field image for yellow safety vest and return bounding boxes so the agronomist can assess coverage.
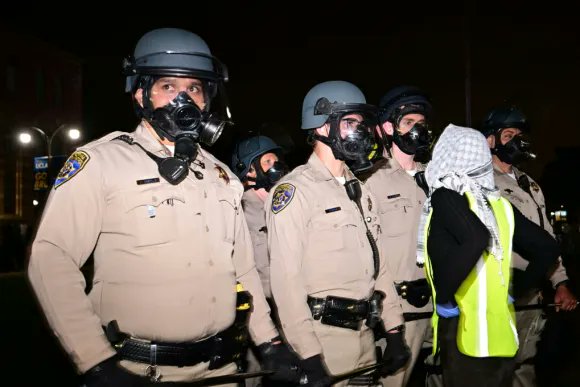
[423,191,518,357]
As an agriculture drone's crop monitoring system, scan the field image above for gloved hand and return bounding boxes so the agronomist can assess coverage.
[379,329,411,377]
[83,356,142,387]
[301,355,331,387]
[258,338,302,383]
[404,279,432,308]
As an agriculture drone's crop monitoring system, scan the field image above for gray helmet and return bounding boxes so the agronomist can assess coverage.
[123,28,228,93]
[231,135,281,179]
[301,81,368,129]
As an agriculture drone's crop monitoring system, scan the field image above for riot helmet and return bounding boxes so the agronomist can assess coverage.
[302,81,378,173]
[378,85,433,158]
[232,135,288,190]
[480,106,535,165]
[123,28,230,145]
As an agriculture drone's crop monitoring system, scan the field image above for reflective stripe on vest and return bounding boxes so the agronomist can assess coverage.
[424,192,518,358]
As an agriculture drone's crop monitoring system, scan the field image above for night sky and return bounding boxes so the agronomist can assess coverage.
[2,1,579,198]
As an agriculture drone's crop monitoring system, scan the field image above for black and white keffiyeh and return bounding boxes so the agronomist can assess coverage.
[416,124,501,265]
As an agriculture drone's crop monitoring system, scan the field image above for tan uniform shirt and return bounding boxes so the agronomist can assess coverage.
[266,153,404,360]
[365,158,432,313]
[494,165,568,287]
[28,124,276,373]
[242,189,271,298]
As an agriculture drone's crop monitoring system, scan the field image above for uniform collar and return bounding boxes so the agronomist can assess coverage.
[305,152,357,183]
[133,122,171,156]
[382,156,425,175]
[133,121,207,165]
[493,163,520,177]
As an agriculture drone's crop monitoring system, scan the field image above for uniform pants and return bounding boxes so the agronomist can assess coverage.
[121,359,238,385]
[439,317,515,387]
[513,307,545,387]
[380,318,431,387]
[312,320,377,387]
[245,346,261,387]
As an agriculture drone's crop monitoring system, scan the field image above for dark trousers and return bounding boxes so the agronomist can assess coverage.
[439,316,515,387]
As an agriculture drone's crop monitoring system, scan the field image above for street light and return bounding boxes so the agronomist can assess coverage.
[17,125,82,158]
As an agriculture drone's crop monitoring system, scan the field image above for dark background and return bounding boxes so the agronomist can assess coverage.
[2,1,579,186]
[1,2,580,385]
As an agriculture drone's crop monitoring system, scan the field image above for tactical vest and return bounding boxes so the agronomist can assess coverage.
[423,191,518,357]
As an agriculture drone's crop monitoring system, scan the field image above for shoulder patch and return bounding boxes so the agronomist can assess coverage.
[271,183,296,214]
[54,151,90,189]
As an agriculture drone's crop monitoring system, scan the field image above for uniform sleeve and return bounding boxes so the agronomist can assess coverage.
[511,205,560,298]
[232,204,278,345]
[535,188,570,287]
[266,184,323,359]
[374,247,405,330]
[27,148,116,373]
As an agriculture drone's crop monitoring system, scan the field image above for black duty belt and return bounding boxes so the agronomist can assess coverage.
[104,286,252,370]
[307,295,372,331]
[109,323,247,369]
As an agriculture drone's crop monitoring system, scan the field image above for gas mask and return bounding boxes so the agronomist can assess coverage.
[493,133,536,165]
[247,159,289,191]
[321,116,376,174]
[392,122,433,159]
[312,102,377,174]
[147,91,225,145]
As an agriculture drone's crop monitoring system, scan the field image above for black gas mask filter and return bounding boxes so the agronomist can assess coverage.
[493,131,536,165]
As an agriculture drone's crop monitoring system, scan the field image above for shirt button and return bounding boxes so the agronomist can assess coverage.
[208,260,214,267]
[206,225,210,232]
[366,217,372,223]
[211,297,216,303]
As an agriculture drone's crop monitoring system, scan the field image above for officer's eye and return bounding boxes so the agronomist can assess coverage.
[188,85,201,93]
[161,83,175,91]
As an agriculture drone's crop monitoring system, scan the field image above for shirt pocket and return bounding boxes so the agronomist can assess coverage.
[123,187,186,247]
[310,207,358,252]
[214,186,240,244]
[379,196,414,237]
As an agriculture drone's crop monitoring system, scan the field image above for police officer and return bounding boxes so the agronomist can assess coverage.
[266,81,410,387]
[364,85,434,387]
[232,135,288,299]
[231,135,290,387]
[479,106,578,387]
[27,28,299,386]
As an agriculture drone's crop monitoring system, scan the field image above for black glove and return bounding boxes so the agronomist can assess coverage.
[258,338,302,383]
[301,355,331,387]
[83,356,142,387]
[404,279,432,308]
[379,329,411,377]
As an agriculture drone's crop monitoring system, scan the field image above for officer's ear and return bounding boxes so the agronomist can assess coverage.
[315,123,330,137]
[382,121,394,136]
[486,135,495,149]
[134,88,144,108]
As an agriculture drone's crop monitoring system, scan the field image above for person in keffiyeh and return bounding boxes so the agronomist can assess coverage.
[417,124,559,387]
